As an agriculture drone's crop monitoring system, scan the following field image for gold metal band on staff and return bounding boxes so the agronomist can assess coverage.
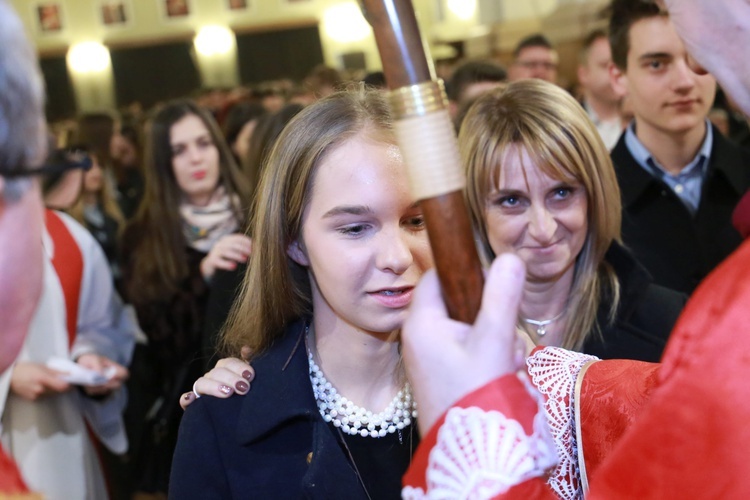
[388,80,448,119]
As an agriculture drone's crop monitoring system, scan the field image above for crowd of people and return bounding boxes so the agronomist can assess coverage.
[2,0,750,498]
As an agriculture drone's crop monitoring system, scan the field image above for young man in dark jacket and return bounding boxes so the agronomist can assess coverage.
[608,1,750,295]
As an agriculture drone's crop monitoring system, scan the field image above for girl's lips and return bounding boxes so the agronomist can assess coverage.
[671,99,697,109]
[192,171,207,180]
[368,287,414,309]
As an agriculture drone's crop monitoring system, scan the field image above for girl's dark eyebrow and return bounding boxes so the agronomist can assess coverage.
[323,202,420,218]
[323,205,373,218]
[170,133,212,148]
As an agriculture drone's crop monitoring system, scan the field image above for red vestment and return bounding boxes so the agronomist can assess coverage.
[404,238,750,498]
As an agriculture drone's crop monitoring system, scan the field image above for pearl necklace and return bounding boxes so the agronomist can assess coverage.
[522,308,567,337]
[308,352,417,438]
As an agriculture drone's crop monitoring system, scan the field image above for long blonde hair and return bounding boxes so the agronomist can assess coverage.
[221,86,394,357]
[67,155,125,227]
[461,79,622,350]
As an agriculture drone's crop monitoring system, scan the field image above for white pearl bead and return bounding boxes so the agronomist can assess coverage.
[309,348,416,440]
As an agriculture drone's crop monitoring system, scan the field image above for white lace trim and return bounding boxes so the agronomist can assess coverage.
[403,375,557,500]
[526,347,599,499]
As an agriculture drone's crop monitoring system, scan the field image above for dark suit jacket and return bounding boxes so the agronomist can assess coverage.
[583,243,687,362]
[169,321,369,499]
[611,126,750,294]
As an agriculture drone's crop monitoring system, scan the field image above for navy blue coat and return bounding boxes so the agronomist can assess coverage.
[169,321,369,499]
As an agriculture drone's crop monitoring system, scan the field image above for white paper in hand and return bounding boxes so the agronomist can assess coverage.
[46,356,117,386]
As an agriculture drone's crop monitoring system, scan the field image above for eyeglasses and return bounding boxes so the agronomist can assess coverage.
[515,60,558,71]
[2,148,93,180]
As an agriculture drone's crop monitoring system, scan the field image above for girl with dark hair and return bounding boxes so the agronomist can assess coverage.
[121,99,251,494]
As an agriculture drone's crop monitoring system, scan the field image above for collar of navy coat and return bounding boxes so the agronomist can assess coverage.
[613,124,750,209]
[235,319,318,446]
[188,318,367,498]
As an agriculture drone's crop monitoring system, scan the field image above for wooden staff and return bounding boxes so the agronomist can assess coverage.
[360,0,484,323]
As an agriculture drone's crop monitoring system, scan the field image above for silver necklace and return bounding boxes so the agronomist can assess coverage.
[522,309,566,337]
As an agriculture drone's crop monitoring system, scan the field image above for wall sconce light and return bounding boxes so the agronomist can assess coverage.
[447,0,476,21]
[67,42,110,73]
[322,2,371,43]
[195,25,235,57]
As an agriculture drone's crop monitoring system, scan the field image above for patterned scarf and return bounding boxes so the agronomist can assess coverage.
[179,186,240,253]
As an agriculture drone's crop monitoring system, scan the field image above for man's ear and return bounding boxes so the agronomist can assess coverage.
[287,239,309,266]
[577,65,588,88]
[610,63,629,98]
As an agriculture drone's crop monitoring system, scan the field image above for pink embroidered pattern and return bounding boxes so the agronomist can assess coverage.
[403,377,556,499]
[526,347,599,499]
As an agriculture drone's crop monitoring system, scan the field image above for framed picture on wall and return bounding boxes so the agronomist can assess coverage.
[227,0,249,10]
[163,0,191,19]
[100,0,130,27]
[35,2,64,34]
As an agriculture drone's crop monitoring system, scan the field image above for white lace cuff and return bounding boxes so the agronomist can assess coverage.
[403,383,556,499]
[527,347,599,499]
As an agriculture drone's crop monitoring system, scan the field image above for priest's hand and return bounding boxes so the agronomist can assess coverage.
[402,253,527,435]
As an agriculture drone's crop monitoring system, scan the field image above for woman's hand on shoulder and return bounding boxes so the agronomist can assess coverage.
[200,233,252,281]
[180,356,255,410]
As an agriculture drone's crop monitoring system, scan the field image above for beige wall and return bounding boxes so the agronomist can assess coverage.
[12,0,438,64]
[10,0,605,112]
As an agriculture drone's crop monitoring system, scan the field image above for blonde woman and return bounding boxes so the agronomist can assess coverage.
[463,79,685,360]
[67,150,125,282]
